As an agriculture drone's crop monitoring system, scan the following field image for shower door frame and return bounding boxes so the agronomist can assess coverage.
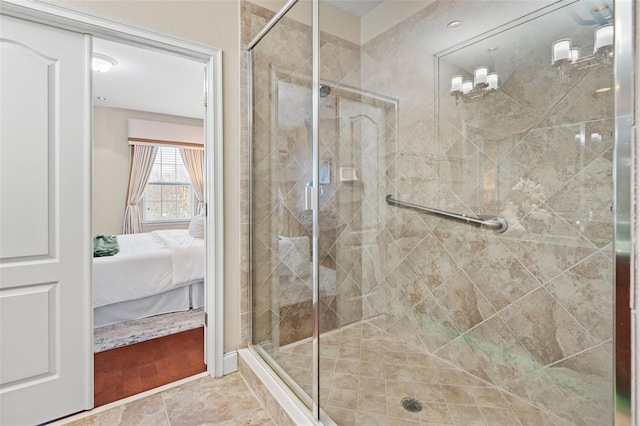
[613,0,634,423]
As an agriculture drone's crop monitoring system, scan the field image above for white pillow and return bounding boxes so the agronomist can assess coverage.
[188,215,205,239]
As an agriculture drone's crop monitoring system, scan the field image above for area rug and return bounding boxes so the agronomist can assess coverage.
[94,308,205,352]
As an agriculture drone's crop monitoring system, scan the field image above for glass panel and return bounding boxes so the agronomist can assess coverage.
[249,0,315,406]
[313,0,614,424]
[144,200,161,221]
[145,146,193,221]
[176,185,192,219]
[145,184,162,202]
[431,4,614,422]
[247,0,618,423]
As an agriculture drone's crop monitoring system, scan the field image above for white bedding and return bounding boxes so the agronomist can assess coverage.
[153,230,205,286]
[93,230,204,308]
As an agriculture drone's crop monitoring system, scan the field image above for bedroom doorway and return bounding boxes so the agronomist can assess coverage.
[91,37,209,406]
[1,1,223,422]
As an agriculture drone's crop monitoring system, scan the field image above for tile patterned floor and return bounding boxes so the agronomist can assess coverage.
[63,321,577,426]
[268,321,573,426]
[65,373,275,426]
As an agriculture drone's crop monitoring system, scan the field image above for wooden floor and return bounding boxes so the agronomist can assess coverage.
[94,327,206,407]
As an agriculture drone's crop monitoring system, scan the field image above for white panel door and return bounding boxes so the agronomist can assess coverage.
[0,15,92,425]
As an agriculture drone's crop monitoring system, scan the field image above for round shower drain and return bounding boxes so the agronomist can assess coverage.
[401,397,423,413]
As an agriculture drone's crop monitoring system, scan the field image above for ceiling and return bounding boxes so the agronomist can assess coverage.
[92,2,384,120]
[92,0,611,119]
[92,38,205,119]
[324,0,384,17]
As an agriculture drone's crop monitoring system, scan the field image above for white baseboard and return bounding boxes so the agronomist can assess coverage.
[223,350,238,375]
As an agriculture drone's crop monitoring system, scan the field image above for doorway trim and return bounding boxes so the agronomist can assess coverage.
[0,0,225,389]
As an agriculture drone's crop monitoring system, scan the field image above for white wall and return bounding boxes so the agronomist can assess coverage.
[93,106,202,236]
[54,0,242,353]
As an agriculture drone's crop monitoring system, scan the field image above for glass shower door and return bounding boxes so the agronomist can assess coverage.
[248,0,317,406]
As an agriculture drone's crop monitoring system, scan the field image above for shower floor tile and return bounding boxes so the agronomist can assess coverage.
[269,321,572,426]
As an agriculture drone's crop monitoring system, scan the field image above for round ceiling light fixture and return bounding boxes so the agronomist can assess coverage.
[92,53,117,73]
[447,20,462,29]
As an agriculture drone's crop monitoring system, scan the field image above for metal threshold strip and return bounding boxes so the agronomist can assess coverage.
[385,194,508,233]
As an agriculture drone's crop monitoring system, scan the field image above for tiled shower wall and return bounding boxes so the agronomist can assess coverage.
[241,1,614,425]
[357,3,614,425]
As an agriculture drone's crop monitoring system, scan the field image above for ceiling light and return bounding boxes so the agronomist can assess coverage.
[97,96,107,100]
[488,46,499,52]
[595,86,612,93]
[592,4,610,14]
[92,53,117,73]
[447,21,462,29]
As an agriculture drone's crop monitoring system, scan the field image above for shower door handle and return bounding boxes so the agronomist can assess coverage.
[305,182,315,211]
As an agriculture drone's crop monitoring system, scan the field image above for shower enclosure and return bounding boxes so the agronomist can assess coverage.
[245,0,632,424]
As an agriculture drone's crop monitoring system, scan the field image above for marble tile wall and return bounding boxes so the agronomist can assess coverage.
[242,1,615,425]
[358,2,615,425]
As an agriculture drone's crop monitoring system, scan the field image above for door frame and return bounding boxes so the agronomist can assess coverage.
[0,0,225,385]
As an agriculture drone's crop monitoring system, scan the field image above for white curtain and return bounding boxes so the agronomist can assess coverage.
[180,148,205,214]
[123,145,158,234]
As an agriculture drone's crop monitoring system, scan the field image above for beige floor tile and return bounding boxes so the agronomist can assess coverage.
[271,321,556,426]
[356,411,389,426]
[435,368,471,386]
[327,387,359,410]
[447,404,487,426]
[412,383,445,404]
[418,402,453,425]
[326,407,357,425]
[386,380,415,398]
[479,407,521,425]
[67,394,169,426]
[357,392,389,416]
[359,377,387,398]
[70,373,278,426]
[389,418,421,425]
[332,372,360,392]
[441,385,476,406]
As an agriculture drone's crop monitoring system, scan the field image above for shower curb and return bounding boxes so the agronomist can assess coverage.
[238,348,319,425]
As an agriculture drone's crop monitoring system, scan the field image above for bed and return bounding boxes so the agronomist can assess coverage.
[93,229,205,327]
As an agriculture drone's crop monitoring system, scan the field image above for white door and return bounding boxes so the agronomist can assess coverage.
[0,15,92,425]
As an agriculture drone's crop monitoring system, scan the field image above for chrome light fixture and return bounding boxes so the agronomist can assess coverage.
[450,66,500,104]
[551,24,613,79]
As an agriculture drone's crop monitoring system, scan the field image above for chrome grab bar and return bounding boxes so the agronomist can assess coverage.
[385,195,508,233]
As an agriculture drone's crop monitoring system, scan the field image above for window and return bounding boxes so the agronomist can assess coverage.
[143,146,193,222]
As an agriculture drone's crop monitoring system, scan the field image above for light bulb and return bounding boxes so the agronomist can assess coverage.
[594,24,614,53]
[552,39,572,64]
[474,66,488,87]
[450,75,463,93]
